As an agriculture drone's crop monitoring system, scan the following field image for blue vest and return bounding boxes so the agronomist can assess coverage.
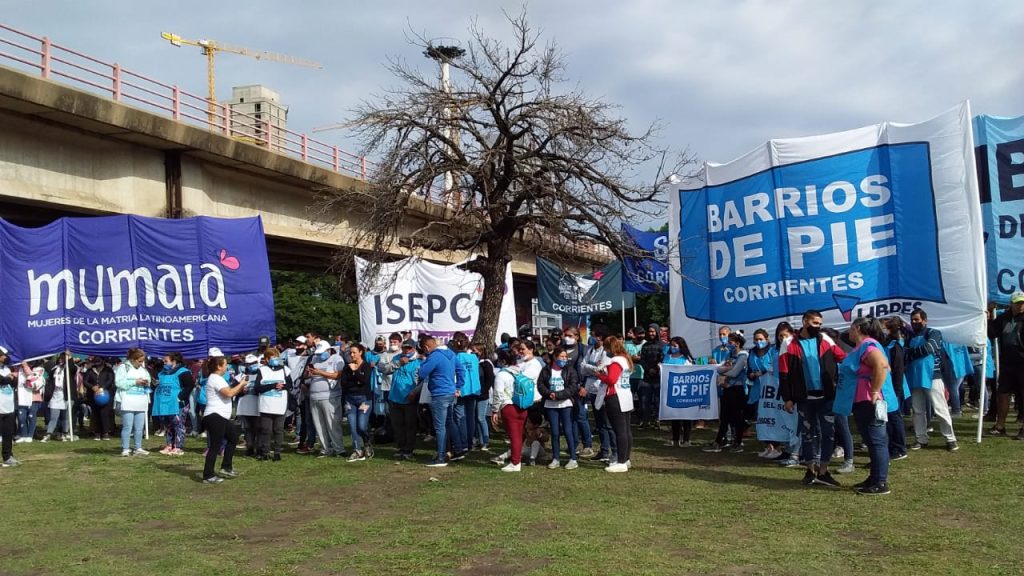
[747,349,773,405]
[906,333,935,390]
[388,357,421,405]
[834,339,898,417]
[885,341,911,399]
[152,366,187,417]
[456,351,481,397]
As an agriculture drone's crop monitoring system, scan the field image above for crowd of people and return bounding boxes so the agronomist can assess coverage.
[1,294,1022,491]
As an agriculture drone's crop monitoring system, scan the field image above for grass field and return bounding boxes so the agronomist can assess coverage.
[1,416,1021,576]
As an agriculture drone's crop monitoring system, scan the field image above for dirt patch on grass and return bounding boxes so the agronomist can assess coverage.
[934,506,983,530]
[291,544,360,576]
[837,529,896,556]
[453,551,550,576]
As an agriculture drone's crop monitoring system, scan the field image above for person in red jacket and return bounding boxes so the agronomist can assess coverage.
[597,336,635,473]
[779,310,847,488]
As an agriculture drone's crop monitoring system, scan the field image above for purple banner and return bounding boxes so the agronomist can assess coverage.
[0,215,275,361]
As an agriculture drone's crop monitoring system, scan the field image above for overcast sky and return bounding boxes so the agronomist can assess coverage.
[4,1,1022,207]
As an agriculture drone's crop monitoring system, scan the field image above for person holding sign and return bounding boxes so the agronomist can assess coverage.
[115,348,152,457]
[905,309,958,451]
[705,333,750,453]
[779,310,847,488]
[596,337,634,473]
[537,347,581,470]
[835,317,897,496]
[663,337,695,447]
[747,329,779,458]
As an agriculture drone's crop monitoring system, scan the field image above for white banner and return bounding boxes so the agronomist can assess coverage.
[670,102,987,358]
[355,256,517,345]
[659,363,720,420]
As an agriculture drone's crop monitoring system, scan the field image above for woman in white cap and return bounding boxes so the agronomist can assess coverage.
[0,346,20,467]
[254,348,291,461]
[201,355,248,483]
[304,341,346,457]
[236,354,262,457]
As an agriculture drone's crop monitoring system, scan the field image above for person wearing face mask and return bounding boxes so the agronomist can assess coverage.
[705,333,749,453]
[580,331,616,462]
[417,337,467,467]
[663,337,695,447]
[639,324,666,430]
[115,348,153,456]
[772,323,802,467]
[450,333,481,461]
[625,328,645,407]
[713,326,733,364]
[905,308,958,451]
[747,329,777,458]
[305,341,347,458]
[537,347,581,469]
[373,333,403,444]
[235,354,262,458]
[987,291,1024,440]
[882,317,909,460]
[84,357,116,440]
[152,352,195,456]
[388,339,422,460]
[0,346,20,467]
[779,310,847,488]
[562,328,593,457]
[254,348,292,461]
[473,343,495,452]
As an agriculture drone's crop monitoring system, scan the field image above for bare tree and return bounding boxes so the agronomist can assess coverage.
[323,11,692,344]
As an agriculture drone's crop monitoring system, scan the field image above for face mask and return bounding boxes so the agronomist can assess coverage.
[389,344,400,352]
[911,322,924,333]
[405,351,417,359]
[587,337,598,347]
[755,341,768,349]
[669,346,680,355]
[720,336,729,345]
[555,359,568,368]
[782,335,793,348]
[318,352,330,362]
[162,365,175,374]
[268,358,282,369]
[564,337,576,346]
[245,364,259,374]
[805,326,821,338]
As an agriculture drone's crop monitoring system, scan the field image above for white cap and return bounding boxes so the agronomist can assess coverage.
[295,335,307,344]
[0,345,8,355]
[208,347,224,357]
[244,354,259,364]
[314,341,331,354]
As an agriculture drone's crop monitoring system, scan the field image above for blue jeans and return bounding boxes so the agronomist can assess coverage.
[638,384,660,424]
[945,375,963,415]
[853,401,890,485]
[344,394,371,452]
[454,395,477,454]
[45,408,68,436]
[475,398,490,447]
[18,401,42,439]
[834,412,854,459]
[546,405,577,462]
[121,410,146,451]
[430,394,456,461]
[573,397,592,449]
[886,410,907,457]
[798,398,835,468]
[589,393,617,459]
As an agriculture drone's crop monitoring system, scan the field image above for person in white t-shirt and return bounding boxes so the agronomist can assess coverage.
[537,347,581,470]
[304,341,346,457]
[0,346,19,467]
[115,348,152,456]
[202,356,249,484]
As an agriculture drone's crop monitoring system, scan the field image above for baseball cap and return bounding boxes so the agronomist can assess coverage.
[314,341,331,354]
[401,339,417,349]
[1012,291,1024,304]
[244,354,259,364]
[0,345,8,355]
[294,335,307,344]
[208,347,224,357]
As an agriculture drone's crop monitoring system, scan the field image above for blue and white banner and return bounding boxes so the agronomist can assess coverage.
[670,103,987,357]
[755,372,798,445]
[0,215,275,362]
[975,114,1024,304]
[621,223,669,294]
[659,363,720,420]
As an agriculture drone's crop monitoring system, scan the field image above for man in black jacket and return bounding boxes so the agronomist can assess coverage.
[779,310,847,488]
[639,324,665,429]
[83,357,116,440]
[988,292,1024,439]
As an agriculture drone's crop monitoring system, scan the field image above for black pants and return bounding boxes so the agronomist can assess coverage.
[241,415,259,455]
[672,420,693,443]
[259,413,285,456]
[715,386,748,445]
[605,394,632,463]
[202,413,238,479]
[391,401,418,455]
[91,401,114,437]
[1,412,15,460]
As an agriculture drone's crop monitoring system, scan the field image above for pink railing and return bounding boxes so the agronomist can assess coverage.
[0,23,372,180]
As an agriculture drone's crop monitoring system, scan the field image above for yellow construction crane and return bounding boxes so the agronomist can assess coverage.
[160,32,321,123]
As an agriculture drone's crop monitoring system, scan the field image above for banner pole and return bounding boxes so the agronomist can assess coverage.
[620,295,626,337]
[977,336,995,444]
[64,352,74,441]
[633,305,638,328]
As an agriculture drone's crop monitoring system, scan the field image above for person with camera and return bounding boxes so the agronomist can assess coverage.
[304,340,346,458]
[201,356,248,483]
[115,348,152,457]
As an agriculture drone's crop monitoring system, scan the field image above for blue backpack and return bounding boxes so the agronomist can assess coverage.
[504,369,535,409]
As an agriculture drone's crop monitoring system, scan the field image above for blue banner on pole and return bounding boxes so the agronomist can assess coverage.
[0,215,275,361]
[621,223,669,294]
[975,114,1024,304]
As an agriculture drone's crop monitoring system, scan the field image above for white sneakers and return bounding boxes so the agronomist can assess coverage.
[759,448,782,459]
[564,460,579,470]
[501,462,521,472]
[604,462,628,473]
[547,460,561,469]
[121,449,131,457]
